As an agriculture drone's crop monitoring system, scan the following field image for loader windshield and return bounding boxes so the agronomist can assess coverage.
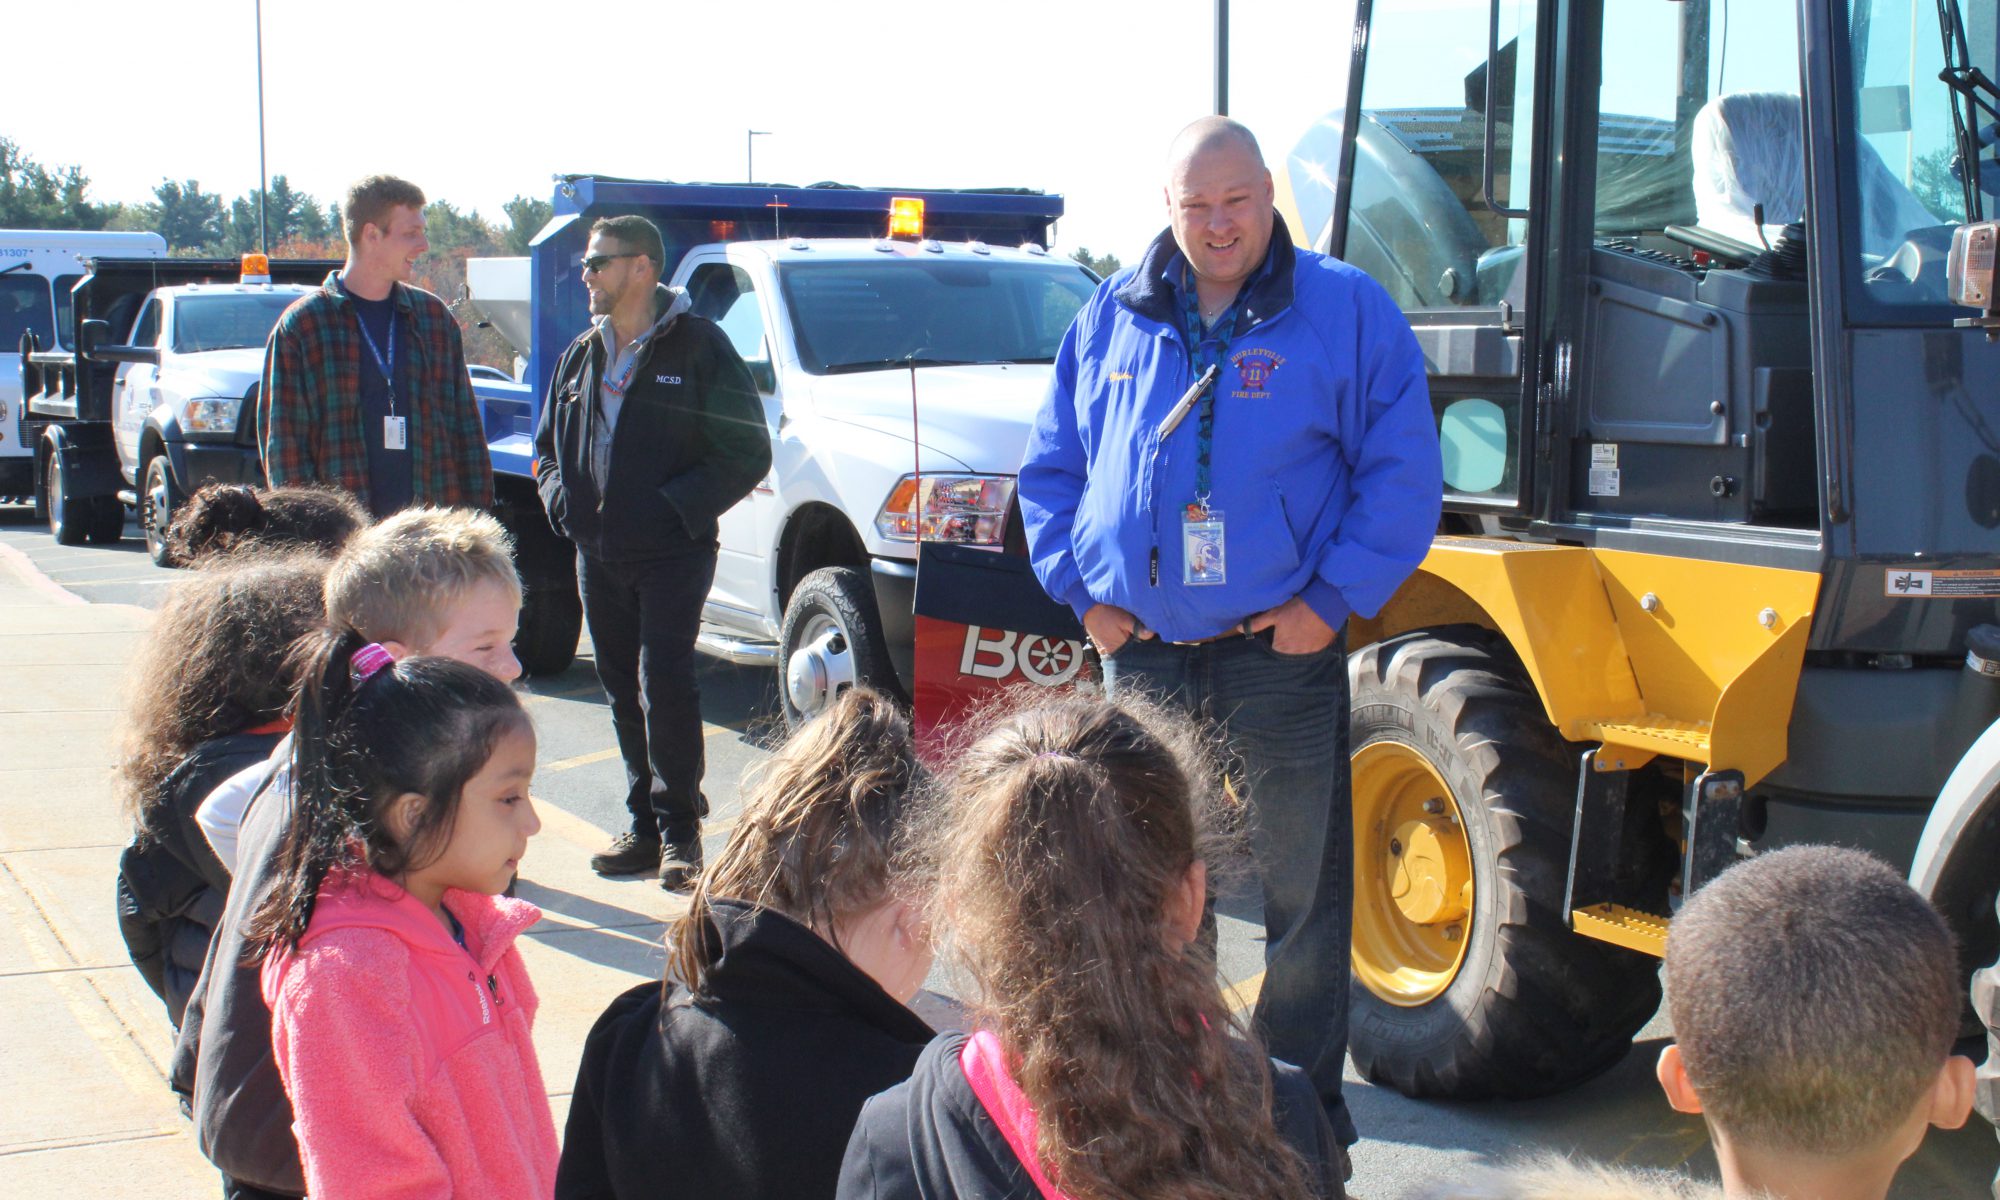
[1842,0,2000,314]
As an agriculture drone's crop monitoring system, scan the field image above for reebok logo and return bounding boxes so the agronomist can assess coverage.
[655,374,683,385]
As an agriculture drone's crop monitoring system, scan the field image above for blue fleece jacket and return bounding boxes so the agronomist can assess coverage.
[1019,217,1442,644]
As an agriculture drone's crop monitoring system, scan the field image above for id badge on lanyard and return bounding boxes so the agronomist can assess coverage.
[1183,504,1226,585]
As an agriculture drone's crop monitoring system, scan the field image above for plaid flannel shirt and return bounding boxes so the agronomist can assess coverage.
[260,272,494,509]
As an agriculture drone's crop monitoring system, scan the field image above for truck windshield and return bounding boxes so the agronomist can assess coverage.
[778,258,1097,375]
[172,292,301,352]
[0,273,55,354]
[1843,0,2000,315]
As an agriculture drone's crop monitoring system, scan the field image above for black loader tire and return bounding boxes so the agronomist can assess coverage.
[1347,627,1667,1099]
[778,566,904,731]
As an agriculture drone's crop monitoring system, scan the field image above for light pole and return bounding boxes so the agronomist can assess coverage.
[255,0,269,254]
[747,130,772,184]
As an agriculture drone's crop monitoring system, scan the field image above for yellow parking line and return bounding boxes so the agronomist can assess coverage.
[1225,969,1264,1016]
[521,683,602,706]
[543,747,621,773]
[543,724,739,773]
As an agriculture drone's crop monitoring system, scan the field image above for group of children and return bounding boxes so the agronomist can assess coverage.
[109,484,1980,1200]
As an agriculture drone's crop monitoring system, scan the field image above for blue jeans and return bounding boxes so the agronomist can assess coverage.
[1103,630,1356,1146]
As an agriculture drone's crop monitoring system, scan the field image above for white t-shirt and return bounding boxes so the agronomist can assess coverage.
[195,734,291,875]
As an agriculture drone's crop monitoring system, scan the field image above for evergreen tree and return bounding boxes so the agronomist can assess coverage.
[503,195,553,255]
[145,179,224,252]
[1069,246,1121,280]
[0,138,119,230]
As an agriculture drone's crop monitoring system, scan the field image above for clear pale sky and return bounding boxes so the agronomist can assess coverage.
[8,0,1364,265]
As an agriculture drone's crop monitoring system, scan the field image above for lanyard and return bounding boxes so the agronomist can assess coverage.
[351,291,398,414]
[1179,263,1242,511]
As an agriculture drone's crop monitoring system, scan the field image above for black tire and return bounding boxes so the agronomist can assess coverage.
[1973,895,2000,1185]
[495,496,581,677]
[140,454,183,567]
[515,564,582,677]
[44,449,92,546]
[86,494,125,544]
[1347,627,1667,1100]
[778,566,904,730]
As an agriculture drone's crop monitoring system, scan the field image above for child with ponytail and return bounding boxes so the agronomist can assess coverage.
[249,630,556,1200]
[839,692,1345,1200]
[558,687,934,1200]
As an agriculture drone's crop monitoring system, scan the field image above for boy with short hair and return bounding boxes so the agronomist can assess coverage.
[171,506,523,1200]
[1421,845,1976,1200]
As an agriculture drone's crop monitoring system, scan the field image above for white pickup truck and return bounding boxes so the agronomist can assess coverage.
[467,179,1094,724]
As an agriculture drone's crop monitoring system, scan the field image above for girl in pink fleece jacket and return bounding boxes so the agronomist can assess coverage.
[249,631,557,1199]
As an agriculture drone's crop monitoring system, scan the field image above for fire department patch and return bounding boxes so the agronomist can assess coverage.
[1229,348,1285,399]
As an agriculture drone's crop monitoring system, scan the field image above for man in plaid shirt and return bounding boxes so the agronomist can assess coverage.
[260,175,492,516]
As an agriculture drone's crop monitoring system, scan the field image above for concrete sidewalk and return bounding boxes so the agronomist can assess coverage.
[0,542,681,1198]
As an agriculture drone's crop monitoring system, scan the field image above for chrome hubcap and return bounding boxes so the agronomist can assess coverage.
[785,614,855,716]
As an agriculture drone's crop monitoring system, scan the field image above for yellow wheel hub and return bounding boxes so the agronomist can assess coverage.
[1352,741,1474,1006]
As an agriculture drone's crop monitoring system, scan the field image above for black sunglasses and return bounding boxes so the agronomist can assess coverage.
[580,252,641,274]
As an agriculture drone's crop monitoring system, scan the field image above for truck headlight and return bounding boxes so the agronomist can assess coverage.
[874,473,1015,545]
[180,397,239,434]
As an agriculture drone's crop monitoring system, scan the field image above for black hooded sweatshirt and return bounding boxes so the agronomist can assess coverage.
[556,898,936,1199]
[836,1031,1346,1200]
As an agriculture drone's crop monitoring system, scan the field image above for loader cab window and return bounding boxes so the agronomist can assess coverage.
[0,273,53,354]
[1841,0,1998,313]
[1346,0,1538,505]
[1567,0,1820,530]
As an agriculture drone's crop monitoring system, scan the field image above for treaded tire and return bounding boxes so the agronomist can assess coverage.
[1972,894,2000,1193]
[779,566,904,731]
[141,454,182,567]
[1347,627,1666,1100]
[44,450,93,546]
[85,495,125,545]
[495,495,580,678]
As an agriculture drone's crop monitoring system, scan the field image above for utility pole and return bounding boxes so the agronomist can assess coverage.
[1214,0,1229,115]
[255,0,270,254]
[747,130,772,184]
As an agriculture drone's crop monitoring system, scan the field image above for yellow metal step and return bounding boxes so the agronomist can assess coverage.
[1578,715,1712,762]
[1572,902,1670,958]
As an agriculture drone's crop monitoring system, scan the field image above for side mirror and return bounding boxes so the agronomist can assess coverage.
[78,318,110,357]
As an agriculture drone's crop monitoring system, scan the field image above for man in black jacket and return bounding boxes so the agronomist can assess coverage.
[534,214,772,890]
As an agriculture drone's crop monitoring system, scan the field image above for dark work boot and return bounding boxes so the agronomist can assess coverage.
[590,830,662,876]
[657,833,704,893]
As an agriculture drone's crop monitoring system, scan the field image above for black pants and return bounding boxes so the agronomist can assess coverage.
[577,548,715,840]
[220,1178,299,1200]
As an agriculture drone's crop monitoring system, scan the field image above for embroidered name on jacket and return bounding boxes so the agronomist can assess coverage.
[1230,349,1285,399]
[655,374,683,385]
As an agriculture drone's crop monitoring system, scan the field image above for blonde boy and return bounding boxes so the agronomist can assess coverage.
[174,506,523,1198]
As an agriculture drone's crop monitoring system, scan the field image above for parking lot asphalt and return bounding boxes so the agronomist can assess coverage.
[1,501,1992,1199]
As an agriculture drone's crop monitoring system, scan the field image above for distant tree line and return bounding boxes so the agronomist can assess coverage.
[1,135,555,368]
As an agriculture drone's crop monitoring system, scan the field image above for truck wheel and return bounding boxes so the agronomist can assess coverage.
[779,566,903,730]
[515,565,582,677]
[44,450,95,546]
[1347,628,1665,1099]
[493,498,580,677]
[1973,896,2000,1178]
[140,455,183,567]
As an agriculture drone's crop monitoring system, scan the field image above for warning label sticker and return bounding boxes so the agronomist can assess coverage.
[1591,443,1618,467]
[1588,467,1621,496]
[1884,568,2000,598]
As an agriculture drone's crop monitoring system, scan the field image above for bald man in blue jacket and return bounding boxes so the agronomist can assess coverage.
[1019,116,1443,1157]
